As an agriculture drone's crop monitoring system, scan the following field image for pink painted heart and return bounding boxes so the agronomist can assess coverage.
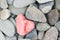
[16,14,35,35]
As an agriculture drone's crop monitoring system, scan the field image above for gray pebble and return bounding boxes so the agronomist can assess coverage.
[26,29,37,40]
[39,2,54,13]
[48,9,59,25]
[26,5,47,22]
[36,23,50,31]
[0,20,15,37]
[9,5,27,15]
[55,21,60,31]
[38,31,44,40]
[43,27,58,40]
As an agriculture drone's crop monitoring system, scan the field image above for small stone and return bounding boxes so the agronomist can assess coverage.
[0,31,5,40]
[0,0,8,9]
[0,9,10,20]
[26,29,37,40]
[0,20,15,37]
[18,35,24,39]
[36,23,50,31]
[55,21,60,31]
[55,0,60,10]
[43,27,58,40]
[36,0,54,3]
[26,5,47,22]
[13,0,35,8]
[16,14,35,35]
[48,9,59,25]
[18,38,31,40]
[39,2,54,13]
[7,0,14,5]
[5,36,16,40]
[38,31,44,40]
[58,37,60,40]
[9,6,27,15]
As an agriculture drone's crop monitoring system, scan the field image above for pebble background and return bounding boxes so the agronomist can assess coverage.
[0,0,60,40]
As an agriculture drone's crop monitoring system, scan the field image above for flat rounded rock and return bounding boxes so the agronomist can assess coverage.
[36,0,54,3]
[26,29,37,40]
[0,0,8,9]
[38,31,44,40]
[36,23,50,31]
[55,21,60,31]
[48,9,59,25]
[16,14,35,35]
[43,27,58,40]
[5,36,16,40]
[0,9,10,20]
[9,6,27,15]
[0,20,15,37]
[0,31,5,40]
[26,5,47,22]
[13,0,35,8]
[39,2,54,13]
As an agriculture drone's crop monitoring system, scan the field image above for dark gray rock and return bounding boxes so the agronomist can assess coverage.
[48,9,59,25]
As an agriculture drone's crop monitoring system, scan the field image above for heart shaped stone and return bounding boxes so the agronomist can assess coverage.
[16,14,35,35]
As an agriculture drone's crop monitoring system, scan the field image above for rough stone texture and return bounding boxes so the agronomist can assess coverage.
[5,36,16,40]
[0,0,8,9]
[39,2,54,13]
[13,0,35,8]
[43,27,58,40]
[55,21,60,31]
[0,31,5,40]
[26,5,47,22]
[0,9,10,20]
[0,20,15,37]
[9,5,27,15]
[48,9,59,25]
[26,29,37,40]
[55,0,60,10]
[38,31,44,40]
[36,23,50,31]
[36,0,54,3]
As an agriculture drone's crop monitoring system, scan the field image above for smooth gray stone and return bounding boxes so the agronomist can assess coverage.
[43,27,58,40]
[0,31,5,40]
[0,0,8,9]
[48,9,59,25]
[36,0,54,3]
[5,36,16,40]
[19,39,31,40]
[55,0,60,10]
[7,0,14,5]
[9,5,27,15]
[58,37,60,40]
[0,20,15,37]
[38,31,44,40]
[26,29,37,40]
[55,21,60,31]
[39,2,54,13]
[0,9,11,20]
[36,23,50,31]
[26,5,47,22]
[13,0,35,8]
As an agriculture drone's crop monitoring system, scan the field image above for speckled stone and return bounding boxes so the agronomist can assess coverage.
[43,27,58,40]
[26,5,47,22]
[0,20,15,37]
[39,2,54,13]
[13,0,35,8]
[9,5,27,15]
[36,23,50,31]
[48,9,59,25]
